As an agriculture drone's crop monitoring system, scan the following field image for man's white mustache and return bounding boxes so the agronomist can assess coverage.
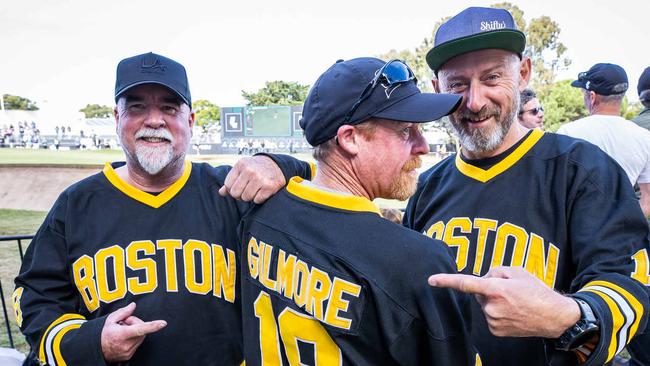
[135,128,173,142]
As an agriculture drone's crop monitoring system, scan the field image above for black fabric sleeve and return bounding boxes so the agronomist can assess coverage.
[561,159,650,365]
[13,193,107,366]
[255,153,314,182]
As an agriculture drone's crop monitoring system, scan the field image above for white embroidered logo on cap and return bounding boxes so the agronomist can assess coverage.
[480,20,506,31]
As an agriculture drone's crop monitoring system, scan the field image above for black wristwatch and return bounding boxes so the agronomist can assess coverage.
[555,298,600,351]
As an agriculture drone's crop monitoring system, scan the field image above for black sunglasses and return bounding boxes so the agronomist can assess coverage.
[519,106,544,116]
[342,59,417,124]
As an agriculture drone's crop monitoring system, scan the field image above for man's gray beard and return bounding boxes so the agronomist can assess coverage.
[134,143,174,175]
[119,127,180,175]
[448,92,520,154]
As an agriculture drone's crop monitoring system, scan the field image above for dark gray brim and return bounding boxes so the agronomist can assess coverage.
[372,92,462,123]
[426,29,526,73]
[115,80,191,106]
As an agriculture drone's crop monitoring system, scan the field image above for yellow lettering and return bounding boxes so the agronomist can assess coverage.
[184,240,212,295]
[247,237,260,280]
[443,217,472,271]
[12,287,24,327]
[276,249,296,299]
[425,221,445,240]
[279,308,341,364]
[157,239,182,292]
[293,260,310,308]
[324,277,361,330]
[306,267,332,321]
[259,242,277,291]
[95,245,127,303]
[524,234,559,288]
[72,255,100,312]
[212,244,236,303]
[472,218,497,275]
[632,249,650,285]
[492,222,528,268]
[126,240,157,295]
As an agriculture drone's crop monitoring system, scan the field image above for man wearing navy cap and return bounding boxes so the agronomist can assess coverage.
[13,52,311,365]
[237,57,479,365]
[633,67,650,131]
[557,63,650,219]
[401,6,650,366]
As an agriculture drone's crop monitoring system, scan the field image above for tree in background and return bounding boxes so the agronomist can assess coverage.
[2,94,39,110]
[193,99,220,128]
[377,3,581,133]
[242,81,310,106]
[539,80,586,132]
[79,104,112,118]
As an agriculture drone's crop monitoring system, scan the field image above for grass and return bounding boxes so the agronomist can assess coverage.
[0,209,46,353]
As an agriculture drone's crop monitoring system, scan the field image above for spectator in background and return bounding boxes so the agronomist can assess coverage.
[557,63,650,218]
[517,88,544,129]
[633,67,650,131]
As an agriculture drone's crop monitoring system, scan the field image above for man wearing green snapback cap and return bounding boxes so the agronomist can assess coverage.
[403,6,650,366]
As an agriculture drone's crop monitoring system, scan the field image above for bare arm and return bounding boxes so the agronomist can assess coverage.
[638,183,650,218]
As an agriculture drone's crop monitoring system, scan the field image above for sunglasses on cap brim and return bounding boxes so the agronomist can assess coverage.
[342,59,417,124]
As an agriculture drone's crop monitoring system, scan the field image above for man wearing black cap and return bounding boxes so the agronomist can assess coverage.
[238,57,479,365]
[401,6,650,366]
[633,67,650,131]
[557,63,650,219]
[13,52,311,365]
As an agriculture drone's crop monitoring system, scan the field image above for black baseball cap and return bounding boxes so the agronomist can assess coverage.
[115,52,192,106]
[571,63,628,96]
[426,7,526,73]
[638,67,650,101]
[299,57,462,146]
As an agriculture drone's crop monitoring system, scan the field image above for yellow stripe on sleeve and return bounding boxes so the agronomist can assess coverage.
[585,280,644,340]
[52,323,83,366]
[581,288,625,362]
[38,314,86,363]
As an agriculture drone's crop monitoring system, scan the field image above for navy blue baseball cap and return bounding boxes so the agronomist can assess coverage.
[571,63,628,96]
[638,67,650,101]
[426,7,526,73]
[299,57,462,147]
[115,52,192,107]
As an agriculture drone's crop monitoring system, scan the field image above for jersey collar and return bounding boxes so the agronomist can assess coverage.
[286,177,381,215]
[455,129,544,183]
[102,161,192,208]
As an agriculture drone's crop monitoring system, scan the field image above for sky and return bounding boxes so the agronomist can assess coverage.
[1,0,648,117]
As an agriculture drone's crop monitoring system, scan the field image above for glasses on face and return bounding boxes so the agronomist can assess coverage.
[519,106,544,116]
[342,59,417,124]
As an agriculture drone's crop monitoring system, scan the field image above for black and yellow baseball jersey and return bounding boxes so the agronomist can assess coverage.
[239,177,479,366]
[404,129,650,366]
[13,159,310,366]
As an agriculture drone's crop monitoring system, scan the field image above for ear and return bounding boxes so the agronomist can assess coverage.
[432,78,441,93]
[518,57,532,91]
[335,125,359,155]
[114,106,120,131]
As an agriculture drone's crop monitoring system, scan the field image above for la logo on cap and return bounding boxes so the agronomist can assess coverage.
[141,57,166,74]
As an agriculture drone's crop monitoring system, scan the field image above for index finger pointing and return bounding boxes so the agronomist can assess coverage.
[125,320,167,338]
[428,273,490,295]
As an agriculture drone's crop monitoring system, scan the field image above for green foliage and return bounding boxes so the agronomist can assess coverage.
[192,99,220,127]
[2,94,39,110]
[538,80,586,132]
[377,2,575,133]
[622,99,643,120]
[242,81,310,106]
[79,104,112,118]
